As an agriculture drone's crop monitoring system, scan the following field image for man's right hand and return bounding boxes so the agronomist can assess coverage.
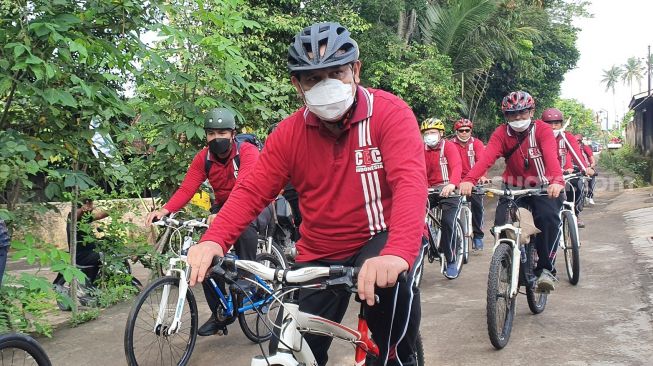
[187,241,225,286]
[145,208,170,226]
[459,181,474,196]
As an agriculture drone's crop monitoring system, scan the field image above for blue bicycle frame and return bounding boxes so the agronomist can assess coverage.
[208,271,275,318]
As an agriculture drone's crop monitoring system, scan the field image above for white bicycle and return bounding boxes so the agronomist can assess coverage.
[560,172,587,285]
[210,257,425,366]
[123,217,283,366]
[481,186,549,349]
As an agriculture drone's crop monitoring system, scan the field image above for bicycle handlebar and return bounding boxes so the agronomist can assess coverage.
[152,216,208,229]
[478,186,548,198]
[209,256,406,289]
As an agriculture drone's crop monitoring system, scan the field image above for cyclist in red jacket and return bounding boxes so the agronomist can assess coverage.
[449,118,487,251]
[460,91,564,292]
[145,108,269,337]
[422,118,463,279]
[577,134,597,205]
[186,22,426,365]
[540,108,595,228]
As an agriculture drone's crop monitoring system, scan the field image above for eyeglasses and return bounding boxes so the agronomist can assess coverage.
[457,129,471,133]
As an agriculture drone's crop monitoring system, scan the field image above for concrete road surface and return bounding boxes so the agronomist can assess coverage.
[37,174,653,365]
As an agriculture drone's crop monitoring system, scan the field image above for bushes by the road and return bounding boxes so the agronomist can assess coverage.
[600,145,652,187]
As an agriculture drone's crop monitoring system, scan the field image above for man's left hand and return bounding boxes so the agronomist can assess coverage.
[357,255,409,306]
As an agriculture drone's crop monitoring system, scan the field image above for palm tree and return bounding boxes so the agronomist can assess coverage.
[601,65,622,127]
[621,57,645,95]
[418,0,542,120]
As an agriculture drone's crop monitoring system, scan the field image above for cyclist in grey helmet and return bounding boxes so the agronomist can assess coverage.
[187,22,426,365]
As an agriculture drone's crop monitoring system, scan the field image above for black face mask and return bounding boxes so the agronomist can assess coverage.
[208,138,231,157]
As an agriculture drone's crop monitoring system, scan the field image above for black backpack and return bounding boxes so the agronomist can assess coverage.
[204,133,264,178]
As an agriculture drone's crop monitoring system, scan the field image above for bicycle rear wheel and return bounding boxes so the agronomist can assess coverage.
[562,211,581,285]
[237,253,283,343]
[486,242,515,349]
[124,276,198,366]
[0,333,52,366]
[524,244,547,314]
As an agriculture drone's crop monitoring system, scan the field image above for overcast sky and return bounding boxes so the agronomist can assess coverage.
[560,0,653,129]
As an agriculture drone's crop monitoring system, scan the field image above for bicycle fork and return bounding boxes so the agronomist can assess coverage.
[155,267,189,336]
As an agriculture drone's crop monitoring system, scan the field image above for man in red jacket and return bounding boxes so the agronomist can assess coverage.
[145,107,267,336]
[577,134,597,205]
[450,118,487,251]
[422,118,463,279]
[460,91,564,292]
[540,108,595,228]
[186,22,426,365]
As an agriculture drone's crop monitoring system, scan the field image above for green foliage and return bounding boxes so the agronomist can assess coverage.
[555,98,599,137]
[600,144,652,187]
[68,309,100,327]
[0,234,85,336]
[365,43,459,122]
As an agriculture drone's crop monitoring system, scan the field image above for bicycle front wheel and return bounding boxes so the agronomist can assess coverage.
[0,333,52,366]
[453,219,465,275]
[486,242,516,350]
[460,207,471,264]
[562,210,581,285]
[238,253,283,343]
[124,276,198,366]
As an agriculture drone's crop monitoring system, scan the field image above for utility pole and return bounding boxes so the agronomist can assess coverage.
[646,45,651,95]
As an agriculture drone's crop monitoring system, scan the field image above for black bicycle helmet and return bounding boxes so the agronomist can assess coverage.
[288,22,359,73]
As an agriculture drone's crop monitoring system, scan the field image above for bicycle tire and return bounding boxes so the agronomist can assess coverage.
[562,211,581,285]
[524,244,547,314]
[452,218,465,275]
[124,276,198,366]
[486,242,515,350]
[237,253,283,343]
[460,207,471,264]
[0,333,52,366]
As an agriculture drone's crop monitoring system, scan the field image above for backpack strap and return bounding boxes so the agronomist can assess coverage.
[232,141,242,179]
[439,140,449,184]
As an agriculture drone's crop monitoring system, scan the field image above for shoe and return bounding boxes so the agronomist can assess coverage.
[536,269,556,292]
[473,238,484,251]
[444,261,459,279]
[197,315,222,336]
[577,219,585,228]
[588,198,595,205]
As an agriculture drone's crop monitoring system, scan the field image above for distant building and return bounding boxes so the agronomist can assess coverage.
[626,93,653,156]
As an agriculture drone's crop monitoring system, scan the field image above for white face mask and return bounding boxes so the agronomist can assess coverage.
[508,119,531,132]
[302,78,355,122]
[553,129,562,138]
[424,133,440,147]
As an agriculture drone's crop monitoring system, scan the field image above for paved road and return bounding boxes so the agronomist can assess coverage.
[37,173,653,365]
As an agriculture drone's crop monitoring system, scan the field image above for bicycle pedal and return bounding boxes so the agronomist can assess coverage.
[216,327,229,336]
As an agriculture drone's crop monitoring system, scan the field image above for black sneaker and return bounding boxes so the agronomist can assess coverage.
[197,315,223,336]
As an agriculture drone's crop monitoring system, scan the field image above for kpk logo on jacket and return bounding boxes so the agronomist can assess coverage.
[354,147,384,173]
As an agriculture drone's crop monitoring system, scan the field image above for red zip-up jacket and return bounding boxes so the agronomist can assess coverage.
[555,131,587,172]
[163,142,259,213]
[581,144,594,166]
[425,139,462,187]
[450,136,486,177]
[200,86,427,267]
[463,120,564,187]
